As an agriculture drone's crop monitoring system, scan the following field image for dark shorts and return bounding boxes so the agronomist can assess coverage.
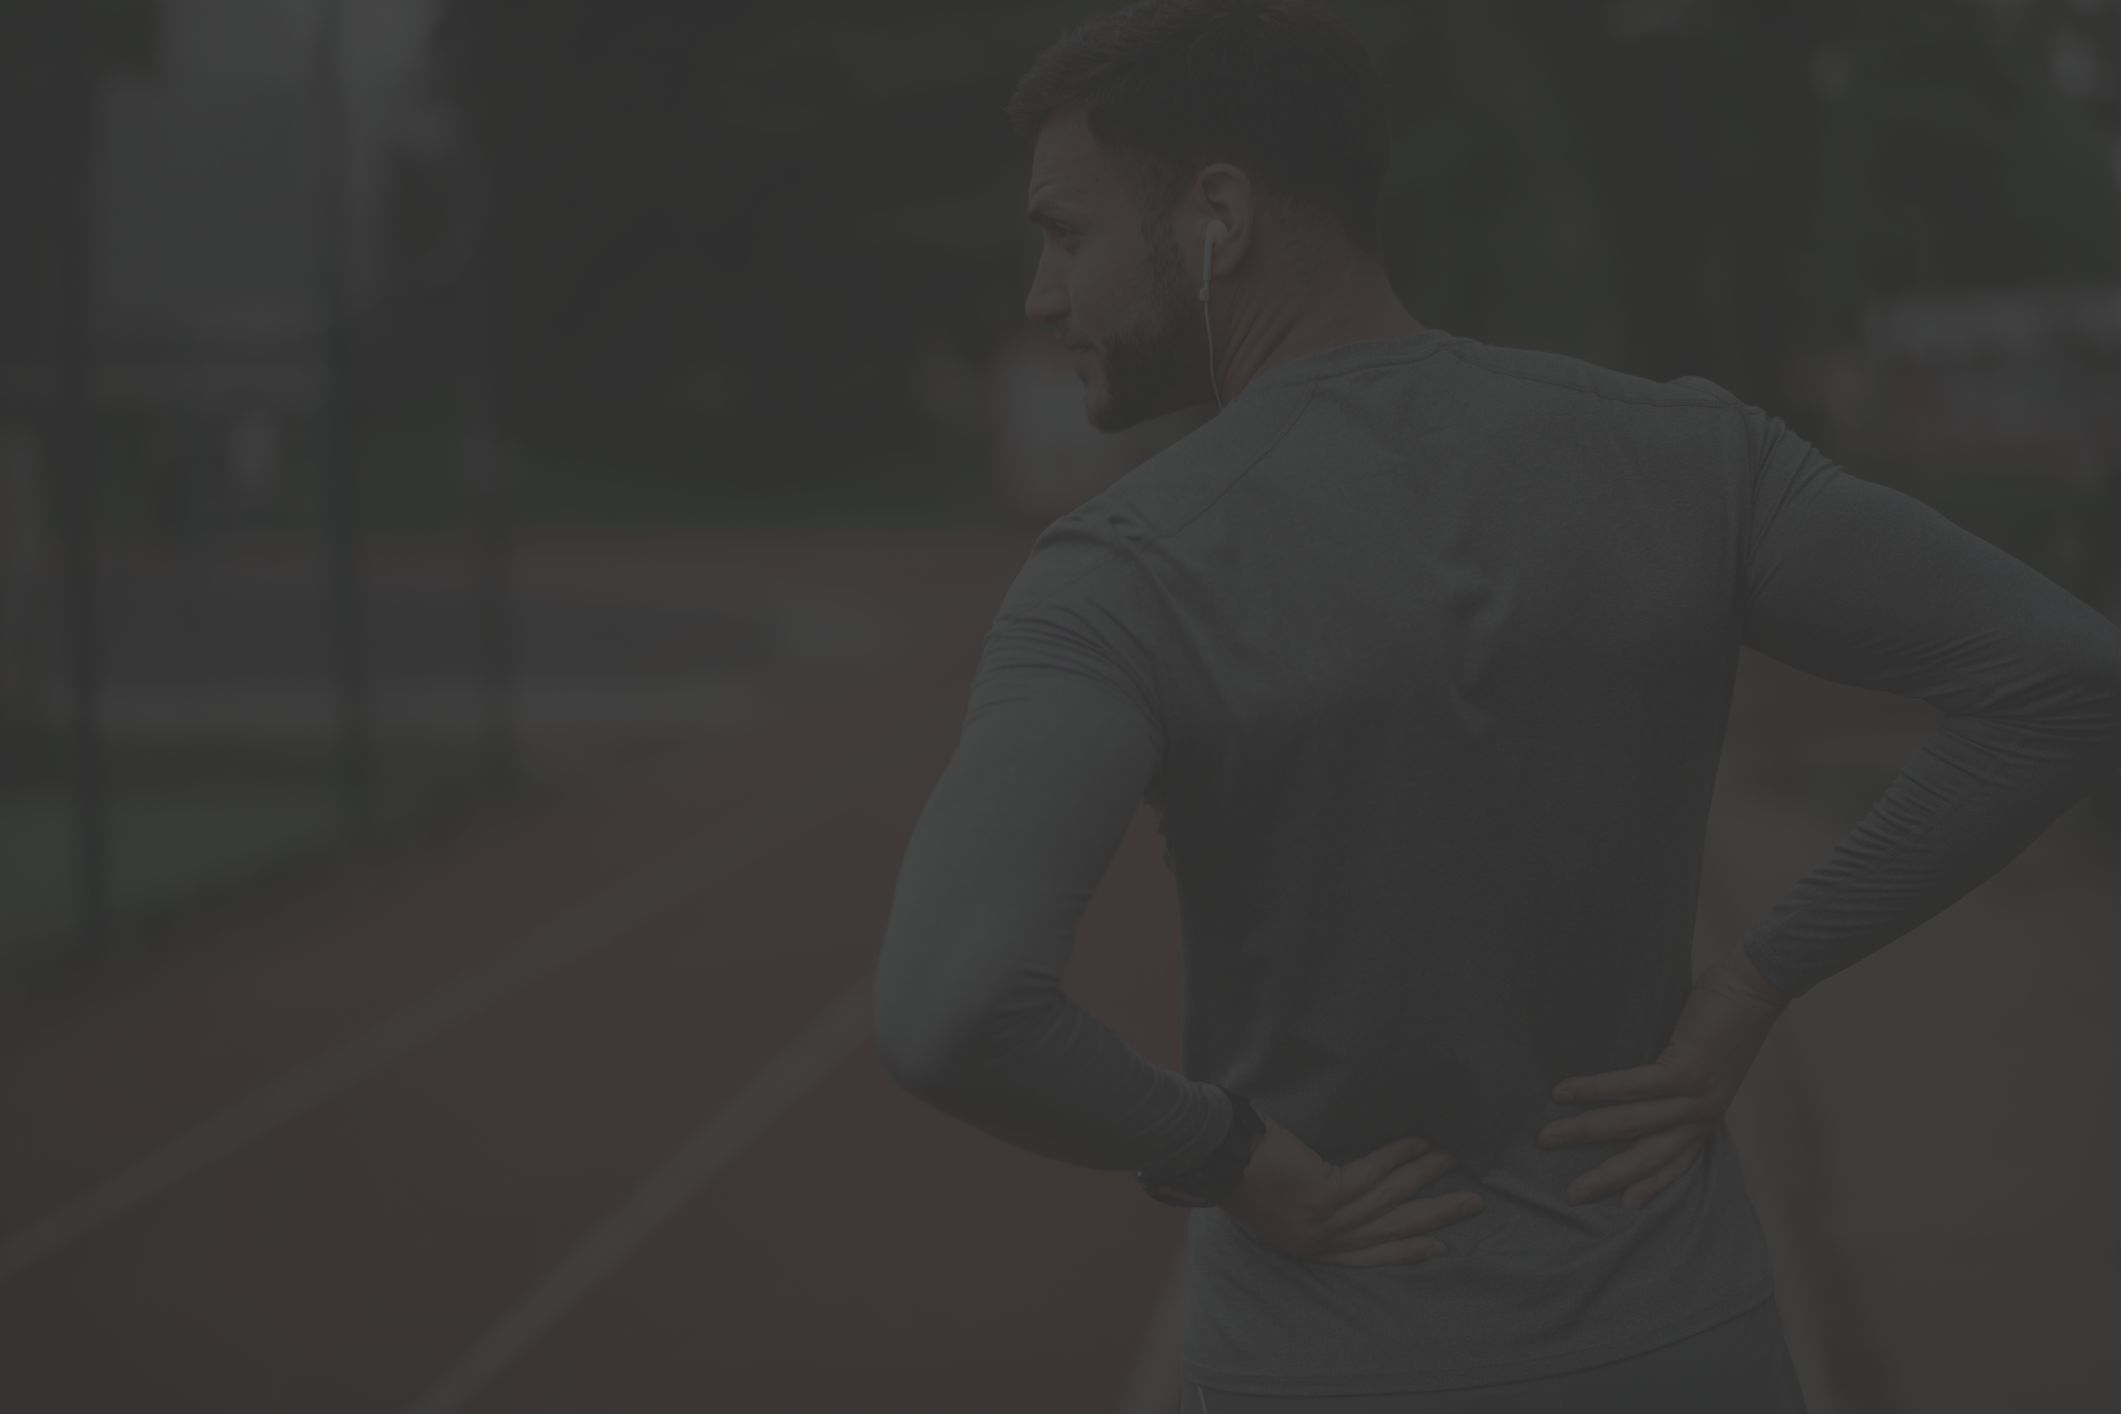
[1178,1291,1808,1413]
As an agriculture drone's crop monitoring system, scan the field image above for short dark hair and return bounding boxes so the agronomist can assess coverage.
[1005,0,1392,260]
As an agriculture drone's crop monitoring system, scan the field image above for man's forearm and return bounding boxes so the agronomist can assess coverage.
[1720,939,1792,1012]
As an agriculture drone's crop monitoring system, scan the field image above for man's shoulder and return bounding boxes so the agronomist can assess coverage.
[1441,337,1736,413]
[1053,339,1750,544]
[989,509,1151,629]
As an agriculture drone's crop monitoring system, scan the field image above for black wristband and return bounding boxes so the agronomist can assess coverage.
[1135,1085,1266,1208]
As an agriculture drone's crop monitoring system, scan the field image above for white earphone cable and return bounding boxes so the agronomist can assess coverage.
[1201,220,1226,410]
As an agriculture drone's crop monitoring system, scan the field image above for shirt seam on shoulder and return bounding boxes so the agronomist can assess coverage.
[1090,378,1322,754]
[1145,377,1325,548]
[1435,345,1734,411]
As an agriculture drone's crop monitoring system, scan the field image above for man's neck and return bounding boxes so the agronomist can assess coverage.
[1218,286,1425,404]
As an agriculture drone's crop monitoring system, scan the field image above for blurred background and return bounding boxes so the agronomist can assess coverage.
[5,0,2121,1016]
[3,2,2121,1410]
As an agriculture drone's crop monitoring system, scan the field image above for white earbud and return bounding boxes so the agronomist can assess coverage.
[1199,219,1228,304]
[1201,219,1229,410]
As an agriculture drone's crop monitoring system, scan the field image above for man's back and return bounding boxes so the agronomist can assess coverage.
[877,328,2121,1396]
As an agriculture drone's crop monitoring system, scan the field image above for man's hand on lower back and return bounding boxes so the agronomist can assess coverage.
[1223,1109,1487,1266]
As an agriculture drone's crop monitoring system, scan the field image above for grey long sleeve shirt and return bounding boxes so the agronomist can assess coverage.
[869,328,2121,1397]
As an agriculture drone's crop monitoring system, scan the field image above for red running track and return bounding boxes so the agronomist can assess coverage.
[0,527,1197,1413]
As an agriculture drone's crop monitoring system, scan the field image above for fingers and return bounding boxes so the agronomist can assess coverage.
[1322,1147,1463,1240]
[1324,1135,1433,1216]
[1321,1185,1482,1261]
[1347,1135,1431,1183]
[1322,1233,1449,1267]
[1563,1125,1709,1206]
[1554,1061,1678,1104]
[1538,1094,1699,1148]
[1622,1142,1705,1209]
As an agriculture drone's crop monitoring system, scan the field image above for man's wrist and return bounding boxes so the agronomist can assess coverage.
[1136,1086,1264,1206]
[1720,942,1790,1011]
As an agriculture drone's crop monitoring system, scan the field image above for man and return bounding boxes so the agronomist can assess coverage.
[1015,89,1419,432]
[869,2,2121,1409]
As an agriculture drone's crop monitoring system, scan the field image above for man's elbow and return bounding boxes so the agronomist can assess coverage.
[870,989,982,1093]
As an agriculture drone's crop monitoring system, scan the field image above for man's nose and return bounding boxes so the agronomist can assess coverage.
[1024,269,1063,326]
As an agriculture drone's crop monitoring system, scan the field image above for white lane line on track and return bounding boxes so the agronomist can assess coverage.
[0,695,942,1284]
[397,984,875,1414]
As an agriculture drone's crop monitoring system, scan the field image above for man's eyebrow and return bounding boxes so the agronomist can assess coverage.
[1026,200,1077,227]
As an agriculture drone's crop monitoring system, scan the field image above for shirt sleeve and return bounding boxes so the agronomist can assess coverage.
[868,528,1230,1176]
[1704,381,2121,1002]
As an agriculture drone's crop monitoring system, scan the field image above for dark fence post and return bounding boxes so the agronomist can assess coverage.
[315,0,371,838]
[461,112,515,798]
[473,401,516,798]
[48,0,108,950]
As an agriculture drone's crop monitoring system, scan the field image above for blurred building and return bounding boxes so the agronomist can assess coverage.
[1794,285,2121,603]
[95,0,447,334]
[1799,285,2121,487]
[5,0,460,535]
